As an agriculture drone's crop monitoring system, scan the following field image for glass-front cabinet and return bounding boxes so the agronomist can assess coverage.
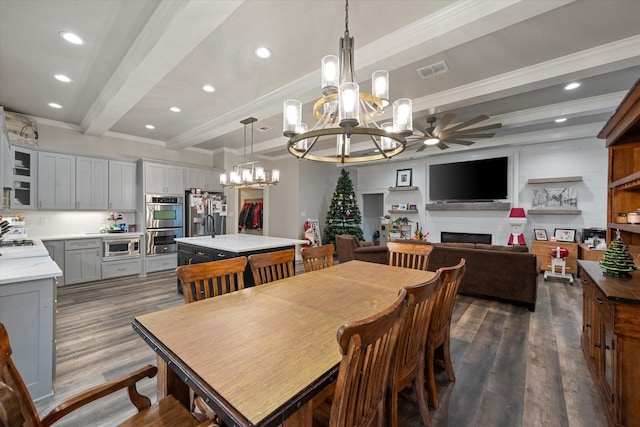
[10,145,36,209]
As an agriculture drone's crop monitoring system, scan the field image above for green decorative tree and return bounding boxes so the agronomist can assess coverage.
[323,169,364,245]
[599,231,637,278]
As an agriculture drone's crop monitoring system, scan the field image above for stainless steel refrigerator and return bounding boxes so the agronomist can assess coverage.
[184,190,226,237]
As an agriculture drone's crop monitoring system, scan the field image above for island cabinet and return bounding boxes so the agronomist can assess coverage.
[580,261,640,427]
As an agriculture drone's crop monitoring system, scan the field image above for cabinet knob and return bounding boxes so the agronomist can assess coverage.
[594,343,601,348]
[594,297,604,304]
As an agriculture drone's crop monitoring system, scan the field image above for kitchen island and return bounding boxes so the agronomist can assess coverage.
[0,238,62,401]
[175,234,308,289]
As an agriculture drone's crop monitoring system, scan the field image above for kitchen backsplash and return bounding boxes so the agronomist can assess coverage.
[0,211,137,238]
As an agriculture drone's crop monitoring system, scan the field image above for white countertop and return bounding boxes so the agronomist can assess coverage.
[175,234,308,253]
[0,239,63,284]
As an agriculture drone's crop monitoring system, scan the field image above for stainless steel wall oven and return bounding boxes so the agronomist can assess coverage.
[145,195,183,255]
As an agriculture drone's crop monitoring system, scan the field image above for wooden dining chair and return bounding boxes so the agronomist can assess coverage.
[387,270,443,427]
[425,259,466,410]
[326,288,408,427]
[248,248,296,285]
[387,241,434,270]
[301,244,335,272]
[176,257,248,303]
[0,323,213,427]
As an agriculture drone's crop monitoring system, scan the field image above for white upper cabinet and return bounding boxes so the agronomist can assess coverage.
[108,160,136,211]
[185,167,222,192]
[76,156,108,210]
[143,162,184,195]
[37,152,75,210]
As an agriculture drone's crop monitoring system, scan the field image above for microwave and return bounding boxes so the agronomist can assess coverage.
[103,237,141,261]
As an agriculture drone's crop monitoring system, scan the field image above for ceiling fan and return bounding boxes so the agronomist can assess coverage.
[408,113,502,151]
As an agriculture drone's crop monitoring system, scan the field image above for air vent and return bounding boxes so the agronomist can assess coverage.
[258,126,270,132]
[417,60,449,79]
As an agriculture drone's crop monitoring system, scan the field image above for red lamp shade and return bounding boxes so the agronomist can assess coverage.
[509,208,526,219]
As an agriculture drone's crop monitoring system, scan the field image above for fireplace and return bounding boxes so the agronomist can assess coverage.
[441,232,491,244]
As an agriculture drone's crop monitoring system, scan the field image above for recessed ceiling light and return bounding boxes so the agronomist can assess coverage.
[169,106,181,113]
[48,102,62,109]
[202,84,215,93]
[555,118,567,123]
[54,74,71,83]
[255,47,272,59]
[564,82,580,90]
[145,124,155,130]
[59,31,84,45]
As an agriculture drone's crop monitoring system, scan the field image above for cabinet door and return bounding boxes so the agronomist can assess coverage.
[43,240,65,286]
[185,168,206,190]
[76,156,108,210]
[64,248,101,284]
[600,320,615,405]
[109,160,137,211]
[204,169,222,192]
[144,162,166,194]
[166,165,184,194]
[10,145,35,209]
[38,152,75,209]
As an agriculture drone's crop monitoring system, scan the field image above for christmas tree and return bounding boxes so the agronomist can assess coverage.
[599,230,637,278]
[323,169,364,245]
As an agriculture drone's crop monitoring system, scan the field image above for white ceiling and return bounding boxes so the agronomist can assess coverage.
[1,0,639,163]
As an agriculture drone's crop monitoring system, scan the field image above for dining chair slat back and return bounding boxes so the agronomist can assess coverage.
[0,323,206,427]
[301,244,335,272]
[248,249,296,285]
[176,257,248,304]
[329,288,408,427]
[425,258,466,410]
[387,241,434,271]
[387,270,443,427]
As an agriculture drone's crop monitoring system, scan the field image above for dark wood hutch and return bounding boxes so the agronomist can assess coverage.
[583,79,640,427]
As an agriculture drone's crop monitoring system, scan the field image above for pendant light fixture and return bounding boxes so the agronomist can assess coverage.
[220,117,280,189]
[282,0,412,163]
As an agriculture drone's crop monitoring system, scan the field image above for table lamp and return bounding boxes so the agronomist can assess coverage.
[507,207,527,245]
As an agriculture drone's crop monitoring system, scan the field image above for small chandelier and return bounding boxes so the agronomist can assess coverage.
[220,117,280,189]
[282,0,412,163]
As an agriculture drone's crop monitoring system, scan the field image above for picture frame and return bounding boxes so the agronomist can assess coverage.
[396,168,412,187]
[554,228,576,242]
[391,204,399,211]
[398,203,408,211]
[409,204,417,211]
[534,229,548,241]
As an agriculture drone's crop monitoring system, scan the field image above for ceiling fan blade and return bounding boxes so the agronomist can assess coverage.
[442,114,489,134]
[416,143,428,152]
[436,142,450,150]
[444,123,502,135]
[441,138,476,146]
[441,133,496,139]
[433,113,456,136]
[413,121,428,135]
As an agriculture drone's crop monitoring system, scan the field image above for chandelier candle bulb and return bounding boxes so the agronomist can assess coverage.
[321,55,339,93]
[283,99,302,136]
[372,70,389,107]
[272,170,280,182]
[393,98,413,134]
[219,173,227,185]
[338,81,359,126]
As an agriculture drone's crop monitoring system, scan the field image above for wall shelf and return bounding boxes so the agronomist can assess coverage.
[388,209,418,214]
[528,209,582,215]
[527,176,582,184]
[425,202,511,211]
[388,186,418,192]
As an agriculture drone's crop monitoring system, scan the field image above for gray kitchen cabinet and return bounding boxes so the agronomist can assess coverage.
[43,240,65,286]
[64,239,101,285]
[102,258,141,279]
[37,151,75,209]
[76,156,108,210]
[143,161,183,195]
[185,167,222,192]
[10,145,36,209]
[0,277,55,400]
[108,160,137,211]
[145,253,177,273]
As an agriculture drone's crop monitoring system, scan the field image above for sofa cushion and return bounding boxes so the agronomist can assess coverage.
[432,242,476,249]
[475,243,529,253]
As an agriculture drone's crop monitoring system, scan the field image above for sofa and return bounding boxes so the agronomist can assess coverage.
[349,239,540,311]
[335,234,388,265]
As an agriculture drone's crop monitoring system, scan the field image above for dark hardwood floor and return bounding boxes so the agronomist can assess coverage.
[33,265,608,427]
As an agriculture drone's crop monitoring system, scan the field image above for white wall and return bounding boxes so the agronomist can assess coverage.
[356,137,607,247]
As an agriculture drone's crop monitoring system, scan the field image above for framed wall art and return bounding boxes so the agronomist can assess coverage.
[554,228,576,242]
[534,229,548,241]
[396,168,412,187]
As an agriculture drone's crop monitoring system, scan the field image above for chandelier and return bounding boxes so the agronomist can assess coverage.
[219,117,280,188]
[282,0,412,163]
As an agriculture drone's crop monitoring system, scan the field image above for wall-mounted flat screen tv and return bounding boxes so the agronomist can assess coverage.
[429,157,508,201]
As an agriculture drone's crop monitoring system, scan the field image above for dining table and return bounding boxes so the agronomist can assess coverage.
[132,260,436,427]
